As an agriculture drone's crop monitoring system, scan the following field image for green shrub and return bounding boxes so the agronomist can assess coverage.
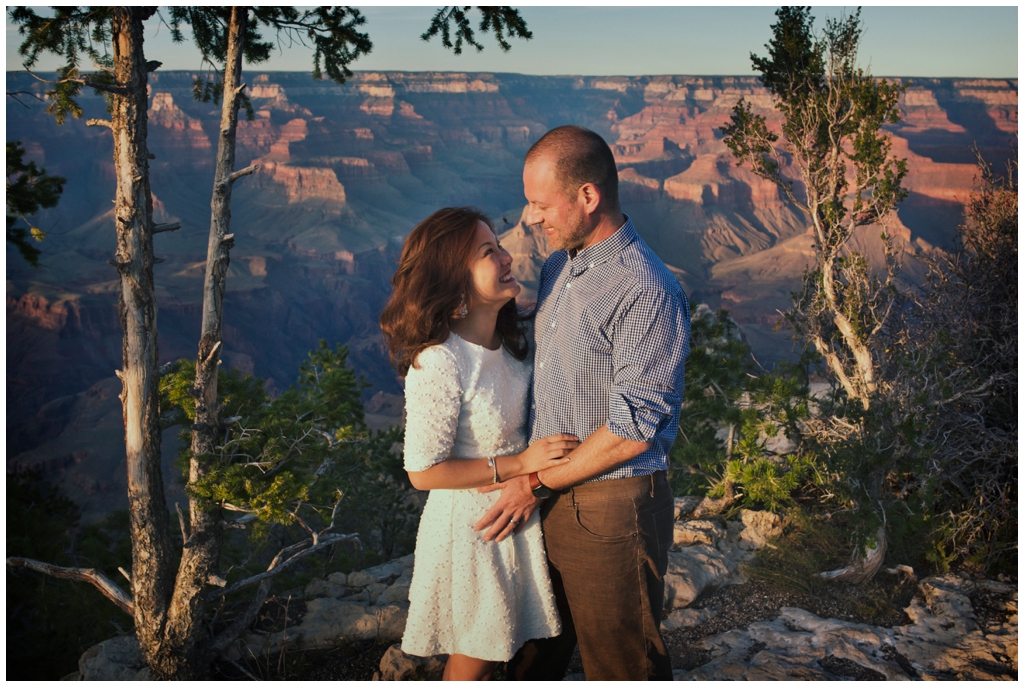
[670,309,815,512]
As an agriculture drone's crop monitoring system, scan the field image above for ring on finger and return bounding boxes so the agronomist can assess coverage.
[509,519,519,526]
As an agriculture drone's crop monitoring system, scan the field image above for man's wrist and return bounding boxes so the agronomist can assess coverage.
[529,471,552,499]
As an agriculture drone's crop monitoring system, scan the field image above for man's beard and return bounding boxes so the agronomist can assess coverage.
[551,203,588,253]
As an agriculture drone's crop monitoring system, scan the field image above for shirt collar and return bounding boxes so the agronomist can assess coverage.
[568,215,636,277]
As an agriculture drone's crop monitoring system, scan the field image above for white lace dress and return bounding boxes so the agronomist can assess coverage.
[400,333,561,661]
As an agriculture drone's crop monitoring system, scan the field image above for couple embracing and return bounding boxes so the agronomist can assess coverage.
[380,126,691,680]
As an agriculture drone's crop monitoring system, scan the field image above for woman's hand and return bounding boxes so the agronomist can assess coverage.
[516,433,578,475]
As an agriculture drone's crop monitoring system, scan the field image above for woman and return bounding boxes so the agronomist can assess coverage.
[380,207,577,681]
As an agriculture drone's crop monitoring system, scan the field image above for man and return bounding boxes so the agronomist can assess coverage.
[475,125,691,680]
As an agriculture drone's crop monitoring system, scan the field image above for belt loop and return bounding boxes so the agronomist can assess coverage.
[649,473,656,498]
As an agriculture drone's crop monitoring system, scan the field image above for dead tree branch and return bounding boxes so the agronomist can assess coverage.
[7,557,134,615]
[207,532,359,601]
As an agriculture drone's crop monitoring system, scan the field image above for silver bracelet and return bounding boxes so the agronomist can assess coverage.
[487,456,501,484]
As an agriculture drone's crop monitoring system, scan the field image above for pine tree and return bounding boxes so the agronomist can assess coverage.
[721,7,908,583]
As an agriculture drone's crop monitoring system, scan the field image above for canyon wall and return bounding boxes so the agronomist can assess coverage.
[6,70,1016,517]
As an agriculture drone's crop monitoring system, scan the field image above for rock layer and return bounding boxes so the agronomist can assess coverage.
[6,71,1016,520]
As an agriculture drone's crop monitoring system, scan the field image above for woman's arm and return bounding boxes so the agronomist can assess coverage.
[408,456,514,491]
[408,434,577,491]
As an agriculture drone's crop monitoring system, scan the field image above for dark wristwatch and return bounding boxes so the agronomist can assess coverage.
[529,472,552,499]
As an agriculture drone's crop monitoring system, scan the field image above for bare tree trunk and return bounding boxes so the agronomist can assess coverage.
[107,7,175,671]
[820,255,875,409]
[159,9,259,678]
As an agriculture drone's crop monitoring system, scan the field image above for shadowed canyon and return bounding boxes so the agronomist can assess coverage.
[6,71,1017,518]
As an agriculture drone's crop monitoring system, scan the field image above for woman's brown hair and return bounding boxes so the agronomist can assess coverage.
[380,207,528,376]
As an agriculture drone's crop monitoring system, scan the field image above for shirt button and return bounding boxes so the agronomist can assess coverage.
[566,283,572,289]
[538,362,544,369]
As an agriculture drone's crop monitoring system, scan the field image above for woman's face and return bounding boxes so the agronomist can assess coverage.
[465,220,520,310]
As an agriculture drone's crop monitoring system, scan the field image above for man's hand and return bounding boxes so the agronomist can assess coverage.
[474,475,538,542]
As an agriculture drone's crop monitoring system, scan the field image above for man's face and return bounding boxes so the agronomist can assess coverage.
[522,156,589,253]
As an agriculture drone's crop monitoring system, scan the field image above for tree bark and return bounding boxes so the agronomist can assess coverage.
[107,7,176,672]
[159,9,253,677]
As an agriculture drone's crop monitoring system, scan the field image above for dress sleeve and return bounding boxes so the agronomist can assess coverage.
[403,345,462,472]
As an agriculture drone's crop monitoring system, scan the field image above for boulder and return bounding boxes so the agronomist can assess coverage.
[346,571,377,588]
[297,597,408,646]
[78,635,152,681]
[663,544,731,610]
[357,559,410,585]
[366,582,388,604]
[378,643,445,680]
[673,519,726,548]
[305,577,346,599]
[737,509,782,550]
[377,571,413,606]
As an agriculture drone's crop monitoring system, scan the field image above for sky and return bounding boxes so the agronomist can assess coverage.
[5,6,1018,79]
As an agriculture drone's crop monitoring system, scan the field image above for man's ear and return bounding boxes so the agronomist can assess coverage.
[578,182,602,214]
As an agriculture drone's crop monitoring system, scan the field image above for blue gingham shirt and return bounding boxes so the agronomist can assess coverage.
[529,217,691,482]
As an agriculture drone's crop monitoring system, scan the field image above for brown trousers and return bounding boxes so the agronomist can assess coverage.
[509,472,674,680]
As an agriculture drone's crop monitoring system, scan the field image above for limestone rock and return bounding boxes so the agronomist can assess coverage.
[346,588,371,605]
[347,571,377,588]
[713,537,755,584]
[676,575,1018,681]
[378,643,445,680]
[78,636,152,681]
[360,559,410,584]
[663,544,731,610]
[377,571,413,606]
[893,574,1018,680]
[305,577,346,599]
[737,509,782,550]
[673,496,701,520]
[662,607,717,631]
[367,582,388,604]
[673,519,726,548]
[298,597,408,645]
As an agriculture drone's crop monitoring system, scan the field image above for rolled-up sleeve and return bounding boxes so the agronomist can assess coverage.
[606,287,690,443]
[403,346,462,472]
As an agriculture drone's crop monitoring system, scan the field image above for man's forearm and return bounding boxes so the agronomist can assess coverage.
[537,425,649,490]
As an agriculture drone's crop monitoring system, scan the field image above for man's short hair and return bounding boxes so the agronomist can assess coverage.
[526,125,619,212]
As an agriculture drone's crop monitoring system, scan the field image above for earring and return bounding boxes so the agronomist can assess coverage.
[453,293,469,319]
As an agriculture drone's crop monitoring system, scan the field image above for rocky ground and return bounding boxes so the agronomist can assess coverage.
[68,502,1017,681]
[233,574,1013,681]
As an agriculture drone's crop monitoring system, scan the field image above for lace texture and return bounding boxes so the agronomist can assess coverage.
[401,333,561,661]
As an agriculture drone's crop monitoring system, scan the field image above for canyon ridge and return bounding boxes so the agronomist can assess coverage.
[6,70,1017,518]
